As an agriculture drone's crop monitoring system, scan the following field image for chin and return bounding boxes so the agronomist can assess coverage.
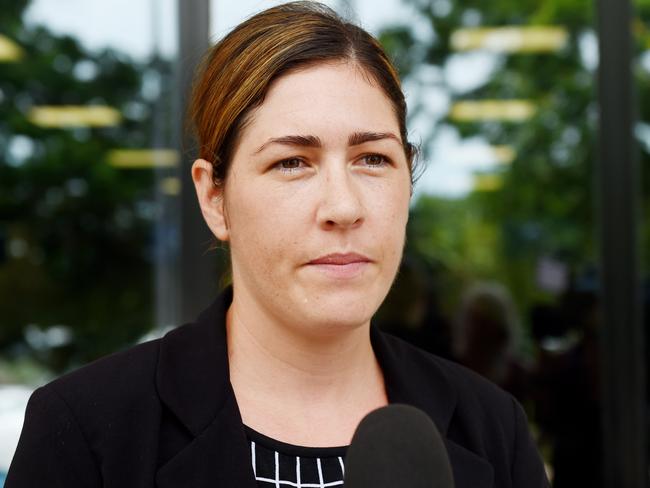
[300,312,373,337]
[293,287,385,332]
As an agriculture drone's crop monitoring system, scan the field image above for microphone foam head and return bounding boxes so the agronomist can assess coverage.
[344,404,454,488]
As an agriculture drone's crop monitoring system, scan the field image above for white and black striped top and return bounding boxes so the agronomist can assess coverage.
[245,426,348,487]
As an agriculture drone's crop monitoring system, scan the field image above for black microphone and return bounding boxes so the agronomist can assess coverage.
[344,404,454,488]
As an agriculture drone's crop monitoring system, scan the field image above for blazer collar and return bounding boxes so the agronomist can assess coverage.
[370,325,495,486]
[156,289,493,487]
[370,324,458,434]
[156,287,234,437]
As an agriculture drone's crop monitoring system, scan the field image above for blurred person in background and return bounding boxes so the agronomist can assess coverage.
[531,288,601,488]
[6,3,548,487]
[453,282,530,403]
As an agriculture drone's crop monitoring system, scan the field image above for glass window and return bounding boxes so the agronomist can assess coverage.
[0,0,178,479]
[350,0,598,484]
[2,0,646,485]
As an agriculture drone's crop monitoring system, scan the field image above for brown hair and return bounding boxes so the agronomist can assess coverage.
[189,1,416,186]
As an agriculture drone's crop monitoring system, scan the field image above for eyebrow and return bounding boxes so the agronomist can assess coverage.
[254,131,402,154]
[348,131,402,146]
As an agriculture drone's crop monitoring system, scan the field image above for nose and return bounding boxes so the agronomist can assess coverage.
[316,164,365,230]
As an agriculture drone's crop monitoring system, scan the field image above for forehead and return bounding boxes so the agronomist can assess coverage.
[237,62,400,150]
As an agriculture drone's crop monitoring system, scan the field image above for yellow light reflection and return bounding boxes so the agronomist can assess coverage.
[160,177,181,196]
[451,26,568,53]
[474,174,503,192]
[28,106,122,128]
[107,149,179,169]
[0,35,24,61]
[450,100,537,122]
[490,145,516,164]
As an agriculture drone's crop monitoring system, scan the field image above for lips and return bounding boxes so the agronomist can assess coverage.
[306,253,372,279]
[308,253,372,265]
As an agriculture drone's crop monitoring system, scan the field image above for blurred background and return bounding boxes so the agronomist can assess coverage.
[0,0,648,486]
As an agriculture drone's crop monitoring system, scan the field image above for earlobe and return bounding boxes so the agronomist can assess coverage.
[191,158,230,241]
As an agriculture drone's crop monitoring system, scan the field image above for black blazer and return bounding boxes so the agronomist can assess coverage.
[7,290,549,487]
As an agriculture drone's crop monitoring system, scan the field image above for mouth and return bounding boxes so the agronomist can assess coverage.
[306,253,373,279]
[308,253,372,266]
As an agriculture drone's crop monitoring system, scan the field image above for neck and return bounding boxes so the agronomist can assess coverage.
[226,292,387,445]
[227,294,380,397]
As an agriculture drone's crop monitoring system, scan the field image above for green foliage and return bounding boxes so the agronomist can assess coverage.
[380,0,650,323]
[0,0,174,372]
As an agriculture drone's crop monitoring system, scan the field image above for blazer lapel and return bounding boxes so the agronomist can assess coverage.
[371,325,457,430]
[155,289,257,488]
[445,439,495,487]
[371,326,495,488]
[155,393,257,488]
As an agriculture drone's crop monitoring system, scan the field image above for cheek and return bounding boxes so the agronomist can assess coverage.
[374,180,410,230]
[225,182,305,261]
[366,182,410,270]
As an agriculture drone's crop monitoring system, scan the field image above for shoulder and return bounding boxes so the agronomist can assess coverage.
[32,338,163,428]
[8,339,167,487]
[377,331,520,453]
[378,329,514,413]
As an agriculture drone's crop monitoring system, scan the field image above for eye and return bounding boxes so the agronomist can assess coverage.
[360,153,390,168]
[274,157,306,173]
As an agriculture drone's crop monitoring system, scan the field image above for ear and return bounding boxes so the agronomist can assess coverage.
[191,158,230,241]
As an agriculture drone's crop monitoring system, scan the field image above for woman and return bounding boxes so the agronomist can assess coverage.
[7,3,548,487]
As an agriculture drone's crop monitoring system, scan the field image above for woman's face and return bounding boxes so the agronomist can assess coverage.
[195,62,411,335]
